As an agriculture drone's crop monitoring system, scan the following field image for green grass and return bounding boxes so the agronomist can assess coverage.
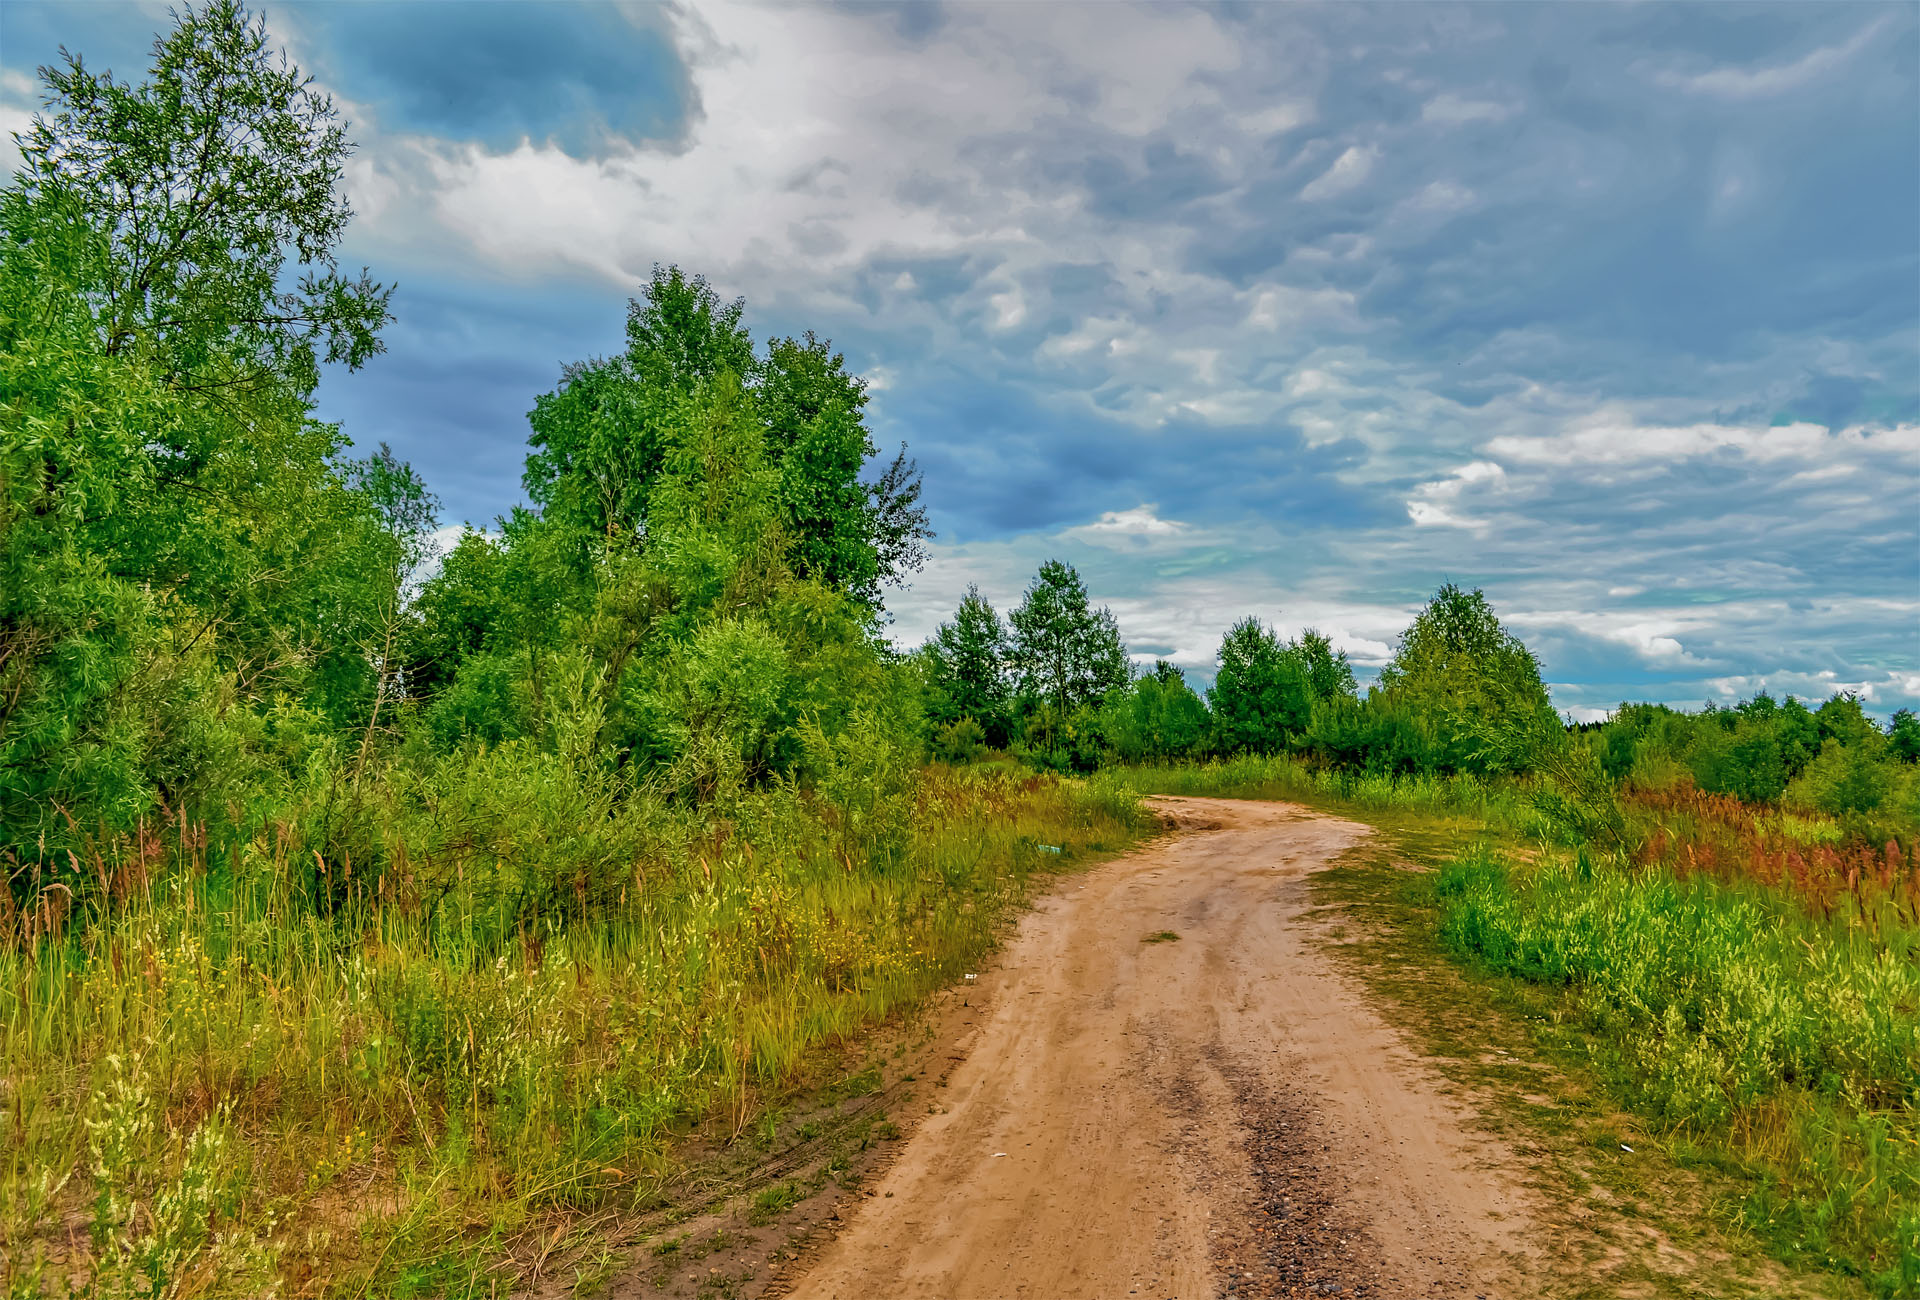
[1438,844,1920,1296]
[0,766,1146,1297]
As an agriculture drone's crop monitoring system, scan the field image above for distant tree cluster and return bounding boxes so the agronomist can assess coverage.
[915,575,1920,825]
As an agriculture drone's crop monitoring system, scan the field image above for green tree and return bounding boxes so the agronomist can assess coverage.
[524,267,930,603]
[525,266,753,544]
[1208,618,1309,755]
[2,0,401,851]
[19,0,392,394]
[1007,560,1130,713]
[1105,662,1210,762]
[1889,708,1920,764]
[1374,584,1554,773]
[921,586,1010,744]
[1295,628,1357,703]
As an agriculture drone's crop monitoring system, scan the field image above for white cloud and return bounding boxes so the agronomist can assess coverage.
[1484,418,1920,468]
[1298,143,1379,200]
[1648,17,1891,99]
[1421,93,1515,126]
[1076,505,1190,538]
[1407,460,1506,528]
[1237,101,1314,137]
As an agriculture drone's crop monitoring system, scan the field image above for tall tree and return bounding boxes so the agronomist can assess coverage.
[525,267,929,604]
[1007,560,1129,712]
[1375,584,1554,772]
[18,0,392,396]
[1,0,403,848]
[1295,628,1357,703]
[922,585,1010,741]
[525,266,754,543]
[1208,617,1309,754]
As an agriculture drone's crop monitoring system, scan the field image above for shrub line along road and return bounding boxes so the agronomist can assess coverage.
[785,798,1536,1299]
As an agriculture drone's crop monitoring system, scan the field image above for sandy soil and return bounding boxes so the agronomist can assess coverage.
[784,797,1539,1300]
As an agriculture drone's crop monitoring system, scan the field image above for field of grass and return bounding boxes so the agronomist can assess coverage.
[1128,755,1920,1298]
[0,767,1144,1298]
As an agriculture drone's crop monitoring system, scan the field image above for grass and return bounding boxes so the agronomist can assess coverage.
[1128,754,1919,1298]
[0,766,1146,1297]
[1438,844,1920,1296]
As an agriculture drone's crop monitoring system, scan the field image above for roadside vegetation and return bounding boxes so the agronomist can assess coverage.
[1,9,1140,1295]
[3,5,1915,1299]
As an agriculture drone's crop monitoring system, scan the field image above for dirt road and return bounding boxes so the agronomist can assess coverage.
[788,797,1538,1300]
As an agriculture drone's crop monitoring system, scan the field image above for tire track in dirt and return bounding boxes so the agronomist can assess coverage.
[785,797,1538,1300]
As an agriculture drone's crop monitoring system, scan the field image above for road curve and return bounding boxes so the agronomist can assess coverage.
[787,797,1536,1300]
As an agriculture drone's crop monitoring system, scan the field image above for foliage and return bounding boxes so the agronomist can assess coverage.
[1006,560,1130,714]
[522,266,929,606]
[1208,617,1311,755]
[1373,583,1556,774]
[1439,845,1920,1294]
[920,585,1011,745]
[1,1,407,859]
[0,772,1144,1297]
[1101,662,1210,764]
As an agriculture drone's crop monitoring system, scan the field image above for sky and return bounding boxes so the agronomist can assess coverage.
[4,1,1917,719]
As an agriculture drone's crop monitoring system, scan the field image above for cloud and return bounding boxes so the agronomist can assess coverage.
[1406,461,1506,529]
[1484,419,1919,467]
[1647,16,1893,99]
[1298,143,1380,200]
[1421,93,1516,126]
[294,2,694,159]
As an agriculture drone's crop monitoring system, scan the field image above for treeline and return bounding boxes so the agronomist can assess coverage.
[4,0,1914,906]
[917,575,1920,824]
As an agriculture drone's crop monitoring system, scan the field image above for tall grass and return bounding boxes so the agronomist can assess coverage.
[1123,753,1521,822]
[0,766,1144,1297]
[1440,846,1920,1297]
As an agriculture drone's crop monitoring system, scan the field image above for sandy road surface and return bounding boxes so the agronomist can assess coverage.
[788,797,1536,1300]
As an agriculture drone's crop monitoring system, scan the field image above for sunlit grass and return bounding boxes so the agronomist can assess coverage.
[0,766,1145,1297]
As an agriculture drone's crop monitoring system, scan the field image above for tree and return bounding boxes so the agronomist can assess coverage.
[1374,584,1554,773]
[18,0,392,396]
[2,1,405,852]
[1105,662,1210,762]
[922,586,1010,744]
[1007,560,1130,712]
[1208,618,1309,754]
[524,267,931,603]
[525,266,753,543]
[1890,708,1920,764]
[1295,628,1356,703]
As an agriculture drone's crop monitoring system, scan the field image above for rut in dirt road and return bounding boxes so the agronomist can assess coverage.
[786,797,1538,1300]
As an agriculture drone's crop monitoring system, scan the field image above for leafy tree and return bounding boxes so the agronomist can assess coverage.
[18,0,392,396]
[921,586,1010,744]
[1007,560,1130,713]
[1,0,402,851]
[1889,708,1920,764]
[1208,618,1309,755]
[524,267,930,603]
[1295,628,1357,704]
[1104,662,1210,762]
[525,267,753,544]
[1374,583,1554,773]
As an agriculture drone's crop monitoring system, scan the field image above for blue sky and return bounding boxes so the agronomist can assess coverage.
[4,1,1916,718]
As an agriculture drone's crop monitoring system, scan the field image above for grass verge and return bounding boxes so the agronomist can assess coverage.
[0,767,1146,1298]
